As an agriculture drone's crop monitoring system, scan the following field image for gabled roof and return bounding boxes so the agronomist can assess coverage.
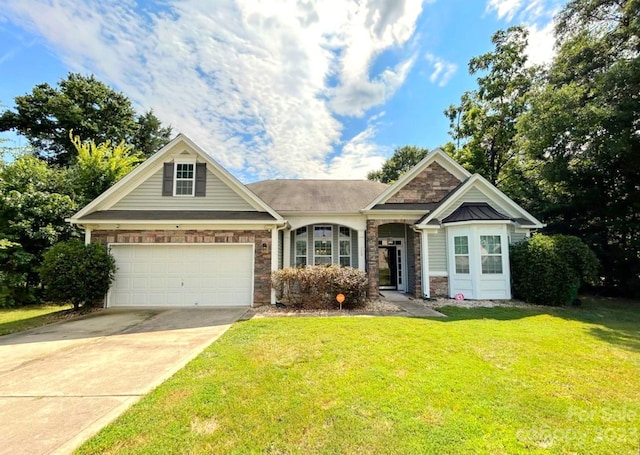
[69,134,284,224]
[416,174,545,229]
[442,202,511,223]
[363,148,471,211]
[247,179,388,213]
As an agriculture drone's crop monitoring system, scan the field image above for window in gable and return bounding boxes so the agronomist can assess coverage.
[174,163,195,196]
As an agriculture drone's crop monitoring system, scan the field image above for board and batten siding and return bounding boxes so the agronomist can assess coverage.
[428,230,447,273]
[111,167,255,211]
[438,187,518,220]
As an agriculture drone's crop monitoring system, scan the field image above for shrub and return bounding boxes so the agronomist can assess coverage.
[272,265,368,310]
[510,234,599,306]
[0,239,37,308]
[40,240,116,310]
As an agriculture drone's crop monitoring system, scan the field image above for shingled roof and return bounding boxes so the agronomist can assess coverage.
[247,180,389,212]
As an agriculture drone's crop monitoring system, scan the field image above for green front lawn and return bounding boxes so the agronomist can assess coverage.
[0,304,73,336]
[79,299,640,454]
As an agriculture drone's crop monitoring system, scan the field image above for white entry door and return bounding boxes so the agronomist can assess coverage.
[447,225,511,300]
[108,244,254,307]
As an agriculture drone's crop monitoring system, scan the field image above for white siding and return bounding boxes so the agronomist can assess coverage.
[112,167,255,211]
[428,230,447,272]
[509,226,529,244]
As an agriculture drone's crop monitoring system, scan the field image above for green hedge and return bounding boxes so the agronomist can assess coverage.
[272,265,368,309]
[510,234,599,306]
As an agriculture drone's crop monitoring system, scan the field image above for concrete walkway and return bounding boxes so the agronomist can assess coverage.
[380,291,446,317]
[0,307,247,455]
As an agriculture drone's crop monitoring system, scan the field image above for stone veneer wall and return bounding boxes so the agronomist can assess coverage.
[91,229,272,306]
[429,276,449,298]
[366,219,421,299]
[386,162,461,204]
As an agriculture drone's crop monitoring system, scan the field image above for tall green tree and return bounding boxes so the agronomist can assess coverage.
[445,26,540,195]
[367,146,429,183]
[0,73,172,165]
[69,131,143,204]
[0,156,77,305]
[519,0,640,295]
[133,110,173,157]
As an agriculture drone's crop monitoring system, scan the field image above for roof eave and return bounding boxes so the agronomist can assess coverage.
[68,218,285,226]
[439,219,515,227]
[361,209,431,216]
[277,210,363,216]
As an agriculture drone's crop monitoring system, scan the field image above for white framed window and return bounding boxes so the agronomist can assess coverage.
[174,162,195,196]
[314,225,332,265]
[454,236,470,274]
[339,226,351,267]
[480,235,503,274]
[295,227,307,267]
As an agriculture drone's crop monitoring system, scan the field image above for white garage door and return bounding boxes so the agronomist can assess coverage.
[108,244,253,307]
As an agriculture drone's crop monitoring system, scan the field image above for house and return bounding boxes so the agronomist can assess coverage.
[68,134,543,308]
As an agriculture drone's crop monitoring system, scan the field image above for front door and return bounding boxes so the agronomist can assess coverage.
[378,246,397,289]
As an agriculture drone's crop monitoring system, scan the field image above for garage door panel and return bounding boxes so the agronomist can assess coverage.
[108,244,253,307]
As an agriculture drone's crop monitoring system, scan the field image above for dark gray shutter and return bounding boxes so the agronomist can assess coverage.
[162,163,174,196]
[195,163,207,197]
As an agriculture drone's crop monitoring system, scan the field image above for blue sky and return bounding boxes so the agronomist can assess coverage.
[0,0,565,183]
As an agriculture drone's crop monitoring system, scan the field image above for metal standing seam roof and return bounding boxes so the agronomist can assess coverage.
[246,179,389,212]
[441,202,511,223]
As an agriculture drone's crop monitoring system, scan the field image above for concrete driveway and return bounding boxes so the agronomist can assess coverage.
[0,307,247,455]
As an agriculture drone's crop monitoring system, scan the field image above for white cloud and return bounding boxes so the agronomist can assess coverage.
[526,20,556,65]
[485,0,562,65]
[323,121,389,179]
[424,53,457,87]
[486,0,523,21]
[327,0,422,116]
[0,0,424,180]
[330,56,416,116]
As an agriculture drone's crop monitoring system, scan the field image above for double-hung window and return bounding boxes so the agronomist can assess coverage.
[295,227,307,267]
[454,236,470,274]
[314,226,332,265]
[480,235,503,274]
[339,227,351,267]
[174,162,195,196]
